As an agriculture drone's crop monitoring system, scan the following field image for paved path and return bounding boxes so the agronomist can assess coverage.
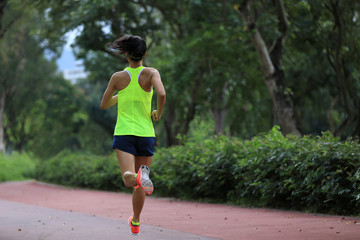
[0,200,216,240]
[0,181,359,240]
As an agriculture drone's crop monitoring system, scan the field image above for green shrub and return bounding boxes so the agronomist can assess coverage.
[151,126,360,215]
[34,150,127,191]
[152,135,240,202]
[227,128,360,215]
[33,126,360,216]
[0,152,36,182]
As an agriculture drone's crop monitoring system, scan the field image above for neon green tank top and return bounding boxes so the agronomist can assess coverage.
[114,66,155,137]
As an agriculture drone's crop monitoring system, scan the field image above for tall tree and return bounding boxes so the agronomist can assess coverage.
[0,1,86,156]
[323,0,360,136]
[286,0,360,137]
[0,0,22,152]
[235,0,302,136]
[29,0,272,145]
[149,0,268,143]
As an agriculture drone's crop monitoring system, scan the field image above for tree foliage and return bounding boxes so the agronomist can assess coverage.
[1,0,360,155]
[285,0,360,137]
[0,2,89,157]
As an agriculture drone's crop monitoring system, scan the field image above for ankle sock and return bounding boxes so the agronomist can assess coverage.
[131,220,140,226]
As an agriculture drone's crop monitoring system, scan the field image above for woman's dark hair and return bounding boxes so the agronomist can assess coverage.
[107,35,147,62]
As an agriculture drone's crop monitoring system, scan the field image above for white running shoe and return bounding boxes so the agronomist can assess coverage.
[136,165,154,195]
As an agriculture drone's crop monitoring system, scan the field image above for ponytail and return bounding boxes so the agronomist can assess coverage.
[107,35,147,62]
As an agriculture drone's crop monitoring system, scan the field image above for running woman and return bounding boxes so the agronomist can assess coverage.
[100,35,166,235]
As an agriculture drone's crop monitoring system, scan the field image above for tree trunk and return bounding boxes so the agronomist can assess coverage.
[212,81,228,135]
[0,91,6,153]
[353,118,360,138]
[325,1,360,137]
[164,105,177,146]
[213,108,226,135]
[238,0,301,136]
[334,116,354,137]
[180,102,196,136]
[265,71,301,135]
[327,96,338,134]
[164,100,197,147]
[0,1,7,35]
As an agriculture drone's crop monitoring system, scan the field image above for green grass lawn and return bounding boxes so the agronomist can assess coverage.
[0,153,36,182]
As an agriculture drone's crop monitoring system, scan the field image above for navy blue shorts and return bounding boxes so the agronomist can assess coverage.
[112,135,156,156]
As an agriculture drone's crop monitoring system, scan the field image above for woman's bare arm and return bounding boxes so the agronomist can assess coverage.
[150,69,166,121]
[100,73,118,110]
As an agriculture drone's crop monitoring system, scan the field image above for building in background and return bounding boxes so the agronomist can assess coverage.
[62,61,87,84]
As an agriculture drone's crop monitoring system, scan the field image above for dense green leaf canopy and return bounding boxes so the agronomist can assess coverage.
[0,0,359,155]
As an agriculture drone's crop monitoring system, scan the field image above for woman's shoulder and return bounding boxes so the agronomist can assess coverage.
[144,66,157,70]
[111,70,130,80]
[143,67,160,76]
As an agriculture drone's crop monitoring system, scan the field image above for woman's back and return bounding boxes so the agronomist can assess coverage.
[112,67,158,93]
[113,66,155,137]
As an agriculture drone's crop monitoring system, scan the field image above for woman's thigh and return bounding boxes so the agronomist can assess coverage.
[115,149,136,177]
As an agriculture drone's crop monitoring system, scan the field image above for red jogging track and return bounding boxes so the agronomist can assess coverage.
[0,181,359,240]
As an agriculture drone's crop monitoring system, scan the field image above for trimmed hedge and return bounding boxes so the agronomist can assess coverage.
[34,127,360,215]
[151,126,360,215]
[34,151,127,192]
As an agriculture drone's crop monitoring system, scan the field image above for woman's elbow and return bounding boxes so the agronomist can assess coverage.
[159,91,166,99]
[100,102,107,110]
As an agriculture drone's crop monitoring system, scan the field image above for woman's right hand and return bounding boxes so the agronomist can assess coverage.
[151,110,161,121]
